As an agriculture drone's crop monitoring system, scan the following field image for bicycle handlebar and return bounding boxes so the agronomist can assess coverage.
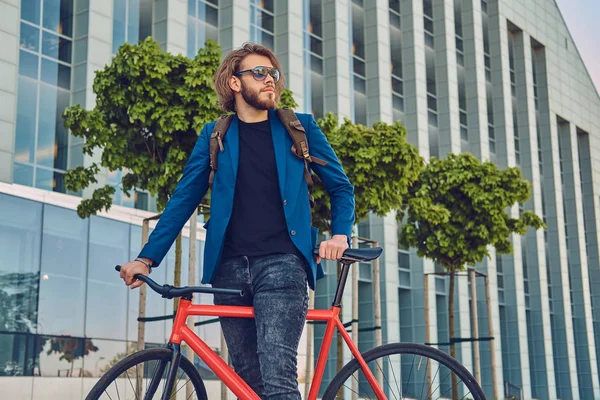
[117,246,383,300]
[115,265,243,299]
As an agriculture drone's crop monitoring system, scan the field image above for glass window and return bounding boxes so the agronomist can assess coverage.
[310,71,324,119]
[398,252,410,269]
[86,216,130,340]
[127,0,140,45]
[42,31,72,63]
[309,0,322,37]
[42,0,74,38]
[112,0,126,54]
[21,0,41,25]
[35,335,88,379]
[20,23,40,52]
[37,205,88,336]
[13,163,34,186]
[19,50,39,80]
[351,3,365,58]
[354,91,367,125]
[35,168,66,193]
[0,333,36,378]
[36,84,58,168]
[36,86,69,170]
[15,77,38,164]
[83,339,130,378]
[0,194,42,334]
[40,58,71,89]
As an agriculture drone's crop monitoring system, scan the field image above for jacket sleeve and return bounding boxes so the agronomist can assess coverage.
[306,114,355,240]
[138,124,212,267]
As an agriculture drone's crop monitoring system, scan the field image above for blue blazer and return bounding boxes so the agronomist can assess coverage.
[138,110,355,290]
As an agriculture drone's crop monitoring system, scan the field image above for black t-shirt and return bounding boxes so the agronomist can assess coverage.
[222,116,300,259]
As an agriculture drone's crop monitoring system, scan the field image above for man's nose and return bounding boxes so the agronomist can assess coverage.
[264,73,274,85]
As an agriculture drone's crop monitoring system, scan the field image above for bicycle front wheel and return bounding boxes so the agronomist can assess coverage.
[86,347,208,400]
[322,343,486,400]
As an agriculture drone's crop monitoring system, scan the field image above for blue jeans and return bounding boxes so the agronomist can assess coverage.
[212,253,309,400]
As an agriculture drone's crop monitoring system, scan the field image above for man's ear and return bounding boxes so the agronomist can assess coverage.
[229,76,241,93]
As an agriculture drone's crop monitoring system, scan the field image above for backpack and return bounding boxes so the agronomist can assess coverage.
[208,108,327,208]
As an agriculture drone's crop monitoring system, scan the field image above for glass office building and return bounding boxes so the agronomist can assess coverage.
[1,0,600,399]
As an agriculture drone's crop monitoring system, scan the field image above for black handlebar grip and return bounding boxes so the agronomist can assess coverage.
[115,265,121,272]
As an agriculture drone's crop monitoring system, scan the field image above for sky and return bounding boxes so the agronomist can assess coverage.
[555,0,600,93]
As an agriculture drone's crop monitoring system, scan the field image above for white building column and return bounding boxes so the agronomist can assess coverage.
[219,0,251,55]
[432,0,460,156]
[0,0,19,184]
[400,0,428,156]
[461,0,489,161]
[364,0,392,126]
[165,0,187,55]
[274,0,305,111]
[322,0,351,119]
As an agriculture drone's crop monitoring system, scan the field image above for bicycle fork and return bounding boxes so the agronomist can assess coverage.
[143,342,182,400]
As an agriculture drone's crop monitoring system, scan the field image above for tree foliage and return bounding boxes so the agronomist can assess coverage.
[63,38,297,218]
[311,114,423,232]
[399,152,545,270]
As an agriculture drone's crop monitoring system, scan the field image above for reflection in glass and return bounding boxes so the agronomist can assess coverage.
[15,77,38,164]
[37,86,69,170]
[0,194,42,334]
[42,0,74,37]
[21,0,41,25]
[20,23,40,52]
[82,339,128,377]
[13,163,34,186]
[86,216,130,341]
[38,206,88,336]
[42,31,72,62]
[35,335,96,379]
[36,84,58,167]
[112,0,126,54]
[40,58,71,89]
[35,168,65,193]
[0,333,36,377]
[19,50,39,80]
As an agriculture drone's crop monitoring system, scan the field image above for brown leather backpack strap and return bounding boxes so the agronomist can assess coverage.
[277,108,329,209]
[208,114,233,188]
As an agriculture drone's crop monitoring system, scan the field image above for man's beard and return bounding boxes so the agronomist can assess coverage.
[240,80,278,110]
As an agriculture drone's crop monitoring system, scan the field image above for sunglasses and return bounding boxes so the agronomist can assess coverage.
[234,66,280,83]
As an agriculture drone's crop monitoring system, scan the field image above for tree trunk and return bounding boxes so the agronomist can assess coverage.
[173,233,182,312]
[448,268,458,400]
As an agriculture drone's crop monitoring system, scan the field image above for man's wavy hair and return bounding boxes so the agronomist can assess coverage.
[213,42,285,112]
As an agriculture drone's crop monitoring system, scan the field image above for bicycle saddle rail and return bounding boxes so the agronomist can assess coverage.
[115,246,383,300]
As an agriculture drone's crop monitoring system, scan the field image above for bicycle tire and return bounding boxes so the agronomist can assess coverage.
[322,342,486,400]
[86,347,208,400]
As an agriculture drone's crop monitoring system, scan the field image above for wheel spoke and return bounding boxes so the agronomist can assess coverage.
[375,357,398,400]
[324,344,483,400]
[103,389,115,400]
[126,369,139,400]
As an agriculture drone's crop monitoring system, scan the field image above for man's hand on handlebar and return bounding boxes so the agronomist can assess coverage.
[119,259,152,289]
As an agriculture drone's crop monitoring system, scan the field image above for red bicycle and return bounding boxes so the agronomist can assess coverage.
[86,248,485,399]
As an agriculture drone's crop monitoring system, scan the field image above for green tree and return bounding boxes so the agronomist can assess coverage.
[399,152,545,399]
[311,114,423,233]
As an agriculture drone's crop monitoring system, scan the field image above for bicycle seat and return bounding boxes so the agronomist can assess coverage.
[313,247,383,263]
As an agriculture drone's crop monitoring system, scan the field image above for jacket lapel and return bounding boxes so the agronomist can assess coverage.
[269,109,287,200]
[228,114,240,183]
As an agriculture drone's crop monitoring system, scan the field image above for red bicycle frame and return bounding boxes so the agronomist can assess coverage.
[169,299,387,400]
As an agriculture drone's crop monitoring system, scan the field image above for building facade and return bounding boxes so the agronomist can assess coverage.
[1,0,600,399]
